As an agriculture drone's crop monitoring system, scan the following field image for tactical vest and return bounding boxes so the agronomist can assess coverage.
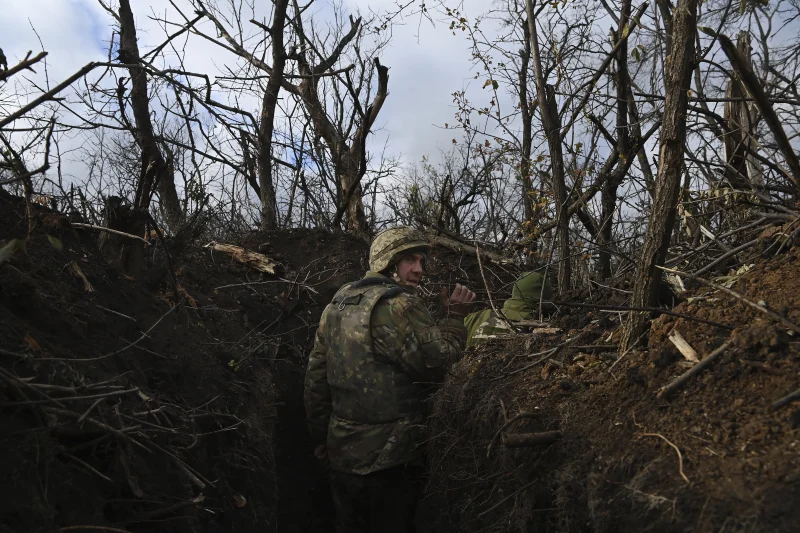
[324,278,428,425]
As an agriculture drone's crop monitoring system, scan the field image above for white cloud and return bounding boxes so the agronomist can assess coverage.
[2,0,492,161]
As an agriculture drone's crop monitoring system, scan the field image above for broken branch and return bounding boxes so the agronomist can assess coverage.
[772,387,800,410]
[71,223,150,245]
[205,242,280,274]
[657,340,733,399]
[502,431,562,447]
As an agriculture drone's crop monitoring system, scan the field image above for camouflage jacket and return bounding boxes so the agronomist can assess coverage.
[464,299,534,348]
[304,272,467,475]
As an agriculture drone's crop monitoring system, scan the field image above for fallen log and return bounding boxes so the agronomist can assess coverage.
[502,431,562,447]
[204,242,280,275]
[429,235,514,264]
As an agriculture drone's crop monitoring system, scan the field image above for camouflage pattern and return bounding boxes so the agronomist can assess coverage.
[304,272,466,475]
[369,226,431,273]
[464,272,552,348]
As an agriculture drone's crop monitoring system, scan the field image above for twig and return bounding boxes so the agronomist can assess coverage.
[495,333,585,381]
[120,495,205,526]
[693,238,759,276]
[608,330,649,372]
[476,479,538,518]
[0,51,48,82]
[78,398,106,424]
[70,223,150,245]
[668,329,699,363]
[772,387,800,410]
[502,431,562,447]
[659,266,800,335]
[0,61,148,129]
[149,442,211,489]
[1,388,138,406]
[214,278,318,294]
[487,411,542,457]
[67,261,95,293]
[38,306,176,362]
[95,305,137,323]
[57,527,134,533]
[553,300,734,330]
[43,407,147,451]
[656,341,733,399]
[0,367,66,407]
[475,243,515,332]
[636,432,690,484]
[62,452,113,483]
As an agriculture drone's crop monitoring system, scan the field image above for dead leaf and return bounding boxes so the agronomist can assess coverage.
[0,239,25,266]
[46,234,63,251]
[233,494,247,508]
[67,261,95,292]
[24,334,42,352]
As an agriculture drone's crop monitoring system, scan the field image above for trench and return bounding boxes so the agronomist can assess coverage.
[272,356,336,533]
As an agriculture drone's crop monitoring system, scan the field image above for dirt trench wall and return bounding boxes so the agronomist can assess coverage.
[422,248,800,533]
[0,193,287,533]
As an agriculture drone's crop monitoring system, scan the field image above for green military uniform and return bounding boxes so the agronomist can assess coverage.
[304,272,466,474]
[464,271,552,348]
[304,227,468,532]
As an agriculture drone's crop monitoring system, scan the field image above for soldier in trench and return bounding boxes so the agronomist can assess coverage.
[304,226,476,533]
[463,271,553,348]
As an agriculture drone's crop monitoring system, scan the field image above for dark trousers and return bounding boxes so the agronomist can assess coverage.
[329,465,424,533]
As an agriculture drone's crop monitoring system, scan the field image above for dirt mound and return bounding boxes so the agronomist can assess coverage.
[1,193,513,533]
[423,246,800,532]
[0,192,383,533]
[0,193,280,533]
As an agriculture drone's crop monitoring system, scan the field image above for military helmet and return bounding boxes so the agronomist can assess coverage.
[511,271,553,302]
[369,226,431,273]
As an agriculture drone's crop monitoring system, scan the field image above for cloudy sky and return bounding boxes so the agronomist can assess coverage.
[1,0,497,169]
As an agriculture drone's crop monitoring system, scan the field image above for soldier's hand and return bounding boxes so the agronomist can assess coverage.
[314,444,328,461]
[440,283,476,317]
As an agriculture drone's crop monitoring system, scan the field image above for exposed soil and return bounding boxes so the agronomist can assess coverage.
[0,192,278,533]
[423,245,800,533]
[2,190,798,533]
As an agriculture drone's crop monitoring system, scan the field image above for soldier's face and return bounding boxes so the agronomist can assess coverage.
[394,252,425,288]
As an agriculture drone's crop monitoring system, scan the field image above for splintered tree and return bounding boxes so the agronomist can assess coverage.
[621,0,699,351]
[525,0,571,292]
[96,0,185,275]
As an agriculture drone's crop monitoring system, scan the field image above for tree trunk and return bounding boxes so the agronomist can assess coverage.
[621,0,699,351]
[723,31,763,189]
[519,18,535,225]
[256,0,290,231]
[97,196,149,275]
[598,0,632,280]
[337,149,368,233]
[118,0,182,230]
[525,0,570,292]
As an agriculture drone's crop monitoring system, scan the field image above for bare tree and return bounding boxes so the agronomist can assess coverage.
[116,0,183,229]
[622,0,700,351]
